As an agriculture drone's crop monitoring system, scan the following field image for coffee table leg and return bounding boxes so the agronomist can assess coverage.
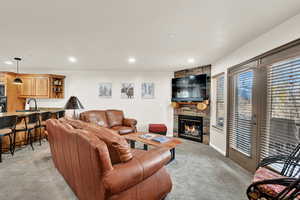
[169,148,175,163]
[130,141,136,149]
[143,144,148,150]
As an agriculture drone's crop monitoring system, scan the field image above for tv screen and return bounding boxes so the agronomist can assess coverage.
[172,74,207,102]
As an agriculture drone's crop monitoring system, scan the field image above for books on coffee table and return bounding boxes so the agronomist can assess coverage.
[151,136,171,143]
[139,133,156,140]
[139,134,171,143]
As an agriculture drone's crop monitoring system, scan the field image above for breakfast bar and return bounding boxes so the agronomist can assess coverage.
[0,108,65,162]
[0,109,65,118]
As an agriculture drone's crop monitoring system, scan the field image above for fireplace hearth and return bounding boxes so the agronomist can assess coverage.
[178,115,203,142]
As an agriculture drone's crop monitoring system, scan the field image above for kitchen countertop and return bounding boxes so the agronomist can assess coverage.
[0,108,65,118]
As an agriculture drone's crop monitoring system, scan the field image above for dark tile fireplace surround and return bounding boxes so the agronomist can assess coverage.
[173,65,211,144]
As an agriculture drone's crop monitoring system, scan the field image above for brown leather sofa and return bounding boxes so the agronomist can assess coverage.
[80,110,137,135]
[46,118,172,200]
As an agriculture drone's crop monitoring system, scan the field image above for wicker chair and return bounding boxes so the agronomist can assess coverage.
[247,144,300,200]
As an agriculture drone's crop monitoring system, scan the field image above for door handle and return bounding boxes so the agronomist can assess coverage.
[252,114,257,125]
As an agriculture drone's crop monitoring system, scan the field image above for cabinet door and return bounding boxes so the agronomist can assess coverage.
[35,77,50,97]
[19,77,35,97]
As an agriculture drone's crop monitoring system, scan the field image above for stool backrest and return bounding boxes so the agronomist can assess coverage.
[0,115,17,130]
[41,112,52,121]
[27,113,40,124]
[56,110,65,119]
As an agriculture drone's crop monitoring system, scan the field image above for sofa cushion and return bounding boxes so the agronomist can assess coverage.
[80,110,110,128]
[103,147,171,195]
[123,118,137,127]
[106,110,124,127]
[111,126,134,135]
[63,118,133,164]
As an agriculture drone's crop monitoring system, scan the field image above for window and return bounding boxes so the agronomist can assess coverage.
[215,74,225,129]
[261,57,300,159]
[231,70,254,156]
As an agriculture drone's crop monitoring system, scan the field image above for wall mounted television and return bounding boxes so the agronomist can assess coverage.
[172,74,207,102]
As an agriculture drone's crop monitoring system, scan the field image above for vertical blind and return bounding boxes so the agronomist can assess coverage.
[229,69,255,157]
[216,75,225,128]
[260,57,300,161]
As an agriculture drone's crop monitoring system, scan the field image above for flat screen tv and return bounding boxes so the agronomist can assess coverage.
[172,74,207,102]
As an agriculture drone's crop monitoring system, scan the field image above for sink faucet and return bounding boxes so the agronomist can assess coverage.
[27,98,38,111]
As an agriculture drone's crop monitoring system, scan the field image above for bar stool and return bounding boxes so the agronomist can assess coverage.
[38,112,52,142]
[0,115,17,162]
[13,116,28,154]
[56,110,65,119]
[26,113,40,150]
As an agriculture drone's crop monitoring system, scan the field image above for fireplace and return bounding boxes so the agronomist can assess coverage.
[178,115,203,142]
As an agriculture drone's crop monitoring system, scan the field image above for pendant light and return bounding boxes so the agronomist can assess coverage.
[13,57,23,85]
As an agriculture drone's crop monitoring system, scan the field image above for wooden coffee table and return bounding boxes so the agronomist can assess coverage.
[124,132,182,162]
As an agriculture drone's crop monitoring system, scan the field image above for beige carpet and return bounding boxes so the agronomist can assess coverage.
[0,139,251,200]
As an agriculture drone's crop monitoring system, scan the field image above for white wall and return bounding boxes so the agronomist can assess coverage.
[23,69,174,135]
[210,13,300,155]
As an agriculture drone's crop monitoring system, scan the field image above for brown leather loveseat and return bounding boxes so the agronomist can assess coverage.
[80,110,137,135]
[46,118,172,200]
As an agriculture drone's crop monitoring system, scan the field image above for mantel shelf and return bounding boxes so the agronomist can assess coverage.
[171,100,209,111]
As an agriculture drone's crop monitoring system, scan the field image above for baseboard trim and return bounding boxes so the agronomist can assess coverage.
[209,143,226,156]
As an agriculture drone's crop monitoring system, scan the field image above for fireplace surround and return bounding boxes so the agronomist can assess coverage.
[173,65,211,144]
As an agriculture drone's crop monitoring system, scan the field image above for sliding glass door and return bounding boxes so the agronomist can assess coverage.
[227,42,300,172]
[228,62,260,172]
[259,56,300,173]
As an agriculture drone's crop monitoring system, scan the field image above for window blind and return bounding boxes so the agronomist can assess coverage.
[216,75,225,128]
[260,57,300,162]
[229,70,255,157]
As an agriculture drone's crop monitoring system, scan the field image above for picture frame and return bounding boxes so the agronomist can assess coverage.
[142,82,155,99]
[121,83,134,99]
[99,83,112,98]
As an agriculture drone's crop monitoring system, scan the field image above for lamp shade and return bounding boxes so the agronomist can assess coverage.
[13,77,23,84]
[64,96,84,110]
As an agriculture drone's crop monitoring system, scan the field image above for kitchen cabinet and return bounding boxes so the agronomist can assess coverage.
[18,74,65,99]
[0,72,25,112]
[19,77,35,96]
[0,72,65,112]
[34,77,50,97]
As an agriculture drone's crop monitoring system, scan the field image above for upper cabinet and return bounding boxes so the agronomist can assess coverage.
[35,77,50,97]
[18,74,65,99]
[19,77,36,97]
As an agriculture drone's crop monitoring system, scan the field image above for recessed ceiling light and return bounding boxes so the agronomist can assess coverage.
[168,33,176,38]
[68,56,77,63]
[187,58,195,64]
[128,57,136,64]
[4,60,13,65]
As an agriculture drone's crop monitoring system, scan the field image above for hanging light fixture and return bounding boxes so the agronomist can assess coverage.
[13,57,23,84]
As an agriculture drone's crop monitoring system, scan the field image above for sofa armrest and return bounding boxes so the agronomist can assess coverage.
[103,147,171,194]
[123,118,137,128]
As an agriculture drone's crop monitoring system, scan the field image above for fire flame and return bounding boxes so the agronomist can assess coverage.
[185,125,196,133]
